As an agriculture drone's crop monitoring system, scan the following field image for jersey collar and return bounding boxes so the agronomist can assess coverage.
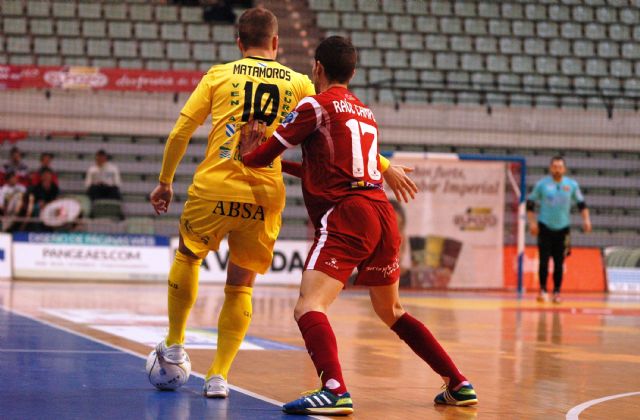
[246,56,275,62]
[327,85,349,92]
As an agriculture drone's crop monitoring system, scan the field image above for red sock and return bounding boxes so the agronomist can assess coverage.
[297,311,347,395]
[391,312,467,389]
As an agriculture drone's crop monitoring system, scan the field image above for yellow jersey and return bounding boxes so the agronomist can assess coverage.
[173,56,315,210]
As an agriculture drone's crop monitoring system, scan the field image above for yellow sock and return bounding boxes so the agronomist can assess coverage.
[166,251,201,346]
[207,285,253,380]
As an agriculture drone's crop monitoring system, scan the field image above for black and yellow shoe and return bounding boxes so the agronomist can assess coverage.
[434,384,478,406]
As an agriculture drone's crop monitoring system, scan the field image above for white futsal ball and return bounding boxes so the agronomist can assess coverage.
[146,349,191,390]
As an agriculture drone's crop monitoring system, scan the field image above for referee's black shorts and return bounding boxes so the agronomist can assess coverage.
[538,222,571,258]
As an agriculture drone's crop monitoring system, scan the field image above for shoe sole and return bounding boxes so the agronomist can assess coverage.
[204,392,229,399]
[283,407,354,415]
[435,398,478,407]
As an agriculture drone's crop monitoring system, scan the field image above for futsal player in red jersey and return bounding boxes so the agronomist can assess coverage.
[241,36,477,415]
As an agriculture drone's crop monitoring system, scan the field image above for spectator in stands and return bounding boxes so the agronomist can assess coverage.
[85,149,122,201]
[526,156,592,304]
[203,0,235,23]
[21,168,60,232]
[30,168,59,215]
[30,152,59,186]
[3,146,30,186]
[0,171,27,216]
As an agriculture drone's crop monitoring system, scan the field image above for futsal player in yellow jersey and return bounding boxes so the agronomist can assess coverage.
[149,7,412,399]
[149,8,314,398]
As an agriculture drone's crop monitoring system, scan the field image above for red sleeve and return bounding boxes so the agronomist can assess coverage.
[242,137,288,168]
[244,97,321,168]
[272,97,320,147]
[281,160,302,178]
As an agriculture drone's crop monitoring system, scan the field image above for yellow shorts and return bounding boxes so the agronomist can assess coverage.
[179,195,281,274]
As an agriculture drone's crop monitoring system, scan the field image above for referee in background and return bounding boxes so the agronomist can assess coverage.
[526,156,592,303]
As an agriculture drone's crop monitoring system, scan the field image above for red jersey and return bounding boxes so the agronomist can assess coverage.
[273,86,387,226]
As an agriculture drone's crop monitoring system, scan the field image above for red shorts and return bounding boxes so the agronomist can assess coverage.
[304,196,401,286]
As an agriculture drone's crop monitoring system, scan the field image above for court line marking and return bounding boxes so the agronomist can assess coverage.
[1,305,328,420]
[566,391,640,420]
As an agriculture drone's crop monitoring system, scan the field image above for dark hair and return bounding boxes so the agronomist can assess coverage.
[237,8,278,49]
[550,155,565,165]
[40,168,53,175]
[9,147,21,156]
[5,171,16,179]
[315,36,357,84]
[40,152,54,159]
[96,149,108,156]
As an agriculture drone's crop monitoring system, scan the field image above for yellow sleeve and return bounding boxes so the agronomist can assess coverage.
[158,114,200,184]
[180,71,214,125]
[296,74,315,99]
[379,155,390,172]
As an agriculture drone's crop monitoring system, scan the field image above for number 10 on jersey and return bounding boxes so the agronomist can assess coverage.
[241,82,280,125]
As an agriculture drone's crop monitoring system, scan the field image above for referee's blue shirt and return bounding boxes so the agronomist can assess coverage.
[528,176,585,230]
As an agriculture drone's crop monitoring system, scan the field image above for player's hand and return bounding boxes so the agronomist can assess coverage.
[239,120,267,157]
[583,220,592,233]
[150,182,173,214]
[529,223,539,236]
[383,165,418,203]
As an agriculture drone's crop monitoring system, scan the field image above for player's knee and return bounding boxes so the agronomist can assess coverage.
[178,235,199,259]
[293,298,326,321]
[175,249,201,265]
[226,262,256,287]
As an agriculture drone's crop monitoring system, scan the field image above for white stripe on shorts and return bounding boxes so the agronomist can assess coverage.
[307,206,335,270]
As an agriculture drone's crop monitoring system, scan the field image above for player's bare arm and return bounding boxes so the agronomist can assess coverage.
[581,207,592,233]
[383,164,418,203]
[526,201,539,236]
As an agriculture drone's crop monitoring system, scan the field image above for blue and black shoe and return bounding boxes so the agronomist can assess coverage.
[434,383,478,406]
[283,388,354,415]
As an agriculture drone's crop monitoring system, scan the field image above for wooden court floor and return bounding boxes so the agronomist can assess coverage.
[1,279,639,420]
